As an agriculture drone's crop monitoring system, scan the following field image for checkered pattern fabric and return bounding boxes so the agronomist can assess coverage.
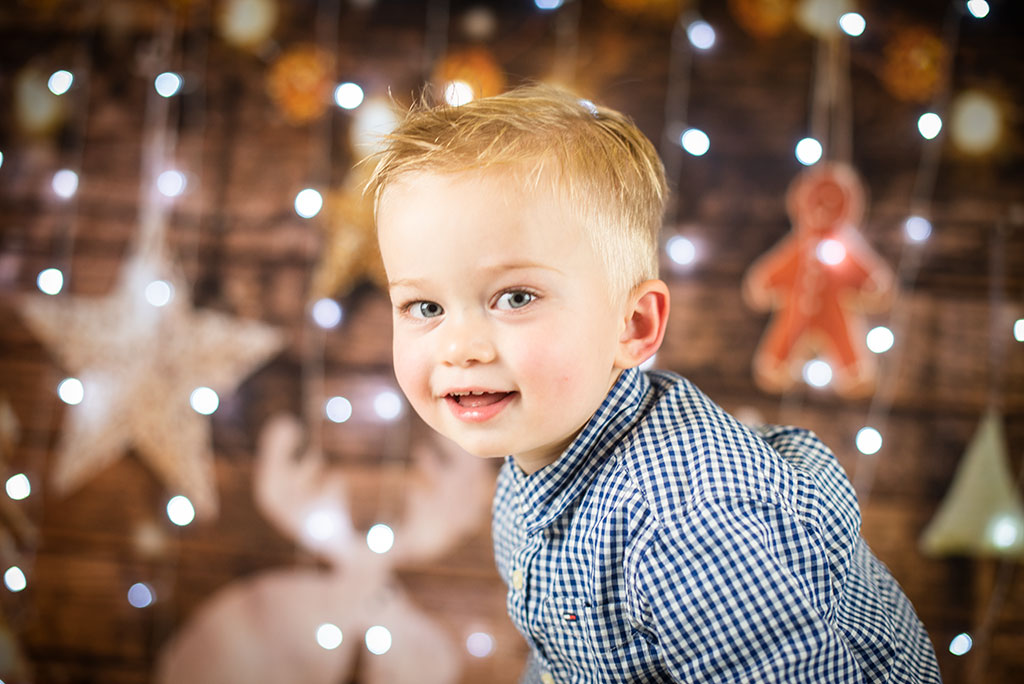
[492,368,941,683]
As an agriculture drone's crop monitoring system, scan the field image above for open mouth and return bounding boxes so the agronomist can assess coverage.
[446,390,515,408]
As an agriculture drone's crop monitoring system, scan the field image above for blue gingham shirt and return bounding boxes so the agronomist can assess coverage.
[492,368,941,683]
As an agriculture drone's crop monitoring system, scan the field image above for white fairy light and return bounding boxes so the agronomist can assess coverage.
[5,474,31,501]
[802,359,833,388]
[47,69,73,95]
[58,377,85,405]
[294,188,323,218]
[157,169,187,197]
[904,215,932,242]
[917,112,942,140]
[4,566,27,592]
[127,582,155,608]
[666,235,697,266]
[0,150,5,169]
[303,507,346,543]
[966,0,990,19]
[373,390,404,420]
[838,12,865,36]
[815,239,846,265]
[1014,319,1024,342]
[52,169,79,198]
[37,267,64,295]
[949,632,973,656]
[466,631,495,658]
[365,625,393,655]
[366,523,395,554]
[317,623,344,650]
[534,0,564,9]
[154,72,183,98]
[680,128,710,156]
[866,326,895,353]
[686,20,716,50]
[443,80,475,107]
[167,495,196,526]
[325,396,353,423]
[144,280,174,307]
[334,82,364,109]
[988,514,1020,550]
[855,427,883,455]
[795,138,823,165]
[189,387,219,415]
[311,298,343,329]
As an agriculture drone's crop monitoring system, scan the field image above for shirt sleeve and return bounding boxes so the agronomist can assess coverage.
[636,496,865,683]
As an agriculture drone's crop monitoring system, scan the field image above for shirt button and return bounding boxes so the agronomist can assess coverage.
[511,569,525,591]
[540,673,556,684]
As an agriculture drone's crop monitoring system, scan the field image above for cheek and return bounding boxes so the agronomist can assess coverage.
[392,333,428,398]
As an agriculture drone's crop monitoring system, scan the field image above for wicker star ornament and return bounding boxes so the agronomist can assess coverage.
[18,253,283,520]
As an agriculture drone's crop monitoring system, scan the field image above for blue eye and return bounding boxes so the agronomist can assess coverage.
[409,301,444,319]
[496,291,535,310]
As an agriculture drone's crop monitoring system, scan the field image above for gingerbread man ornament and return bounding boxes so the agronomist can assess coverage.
[743,163,894,398]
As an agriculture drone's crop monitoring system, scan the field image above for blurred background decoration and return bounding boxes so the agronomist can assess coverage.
[0,0,1022,682]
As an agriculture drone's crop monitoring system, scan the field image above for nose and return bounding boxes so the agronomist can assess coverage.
[439,311,497,367]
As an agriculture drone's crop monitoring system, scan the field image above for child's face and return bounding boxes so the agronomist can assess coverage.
[377,170,627,474]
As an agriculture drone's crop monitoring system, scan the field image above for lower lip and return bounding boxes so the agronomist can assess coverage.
[444,393,516,423]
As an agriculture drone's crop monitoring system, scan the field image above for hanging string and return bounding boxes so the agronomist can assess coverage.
[660,11,693,224]
[852,1,966,502]
[552,0,582,86]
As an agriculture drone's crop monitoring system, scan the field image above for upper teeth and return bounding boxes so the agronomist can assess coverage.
[453,391,490,396]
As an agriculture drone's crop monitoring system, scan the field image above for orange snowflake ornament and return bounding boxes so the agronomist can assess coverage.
[743,163,894,397]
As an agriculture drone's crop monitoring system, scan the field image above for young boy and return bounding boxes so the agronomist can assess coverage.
[368,85,941,683]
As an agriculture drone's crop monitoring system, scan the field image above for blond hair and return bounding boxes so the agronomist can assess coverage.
[367,84,668,299]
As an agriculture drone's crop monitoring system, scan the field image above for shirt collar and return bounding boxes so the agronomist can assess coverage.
[505,366,650,534]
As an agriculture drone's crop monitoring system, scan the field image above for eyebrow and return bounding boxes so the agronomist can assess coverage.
[388,262,563,290]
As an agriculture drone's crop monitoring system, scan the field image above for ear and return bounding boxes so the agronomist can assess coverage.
[615,279,670,370]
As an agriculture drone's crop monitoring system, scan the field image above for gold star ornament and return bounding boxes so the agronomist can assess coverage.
[18,253,284,520]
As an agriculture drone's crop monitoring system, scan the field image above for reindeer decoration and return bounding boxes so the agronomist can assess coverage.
[154,413,494,684]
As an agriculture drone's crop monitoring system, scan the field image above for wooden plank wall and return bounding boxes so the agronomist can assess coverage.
[1,1,1022,682]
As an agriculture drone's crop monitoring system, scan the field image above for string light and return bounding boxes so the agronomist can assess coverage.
[855,427,883,455]
[1014,319,1024,342]
[950,91,1001,154]
[802,359,833,387]
[127,582,155,608]
[0,150,4,169]
[949,632,973,656]
[443,80,474,107]
[838,12,865,37]
[294,188,323,218]
[679,128,710,156]
[144,280,174,307]
[966,0,990,19]
[795,137,823,165]
[3,566,26,592]
[157,170,187,197]
[57,377,84,405]
[154,72,183,98]
[37,267,64,295]
[366,523,395,554]
[686,20,716,50]
[666,235,697,266]
[466,631,495,658]
[189,387,219,415]
[364,625,392,655]
[311,297,343,328]
[47,69,73,95]
[333,82,364,109]
[917,112,942,140]
[325,396,353,423]
[904,215,932,242]
[534,0,564,10]
[303,507,348,544]
[815,239,846,265]
[316,623,344,650]
[373,390,403,420]
[166,495,196,526]
[988,514,1020,549]
[866,326,895,353]
[5,474,31,501]
[52,169,79,198]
